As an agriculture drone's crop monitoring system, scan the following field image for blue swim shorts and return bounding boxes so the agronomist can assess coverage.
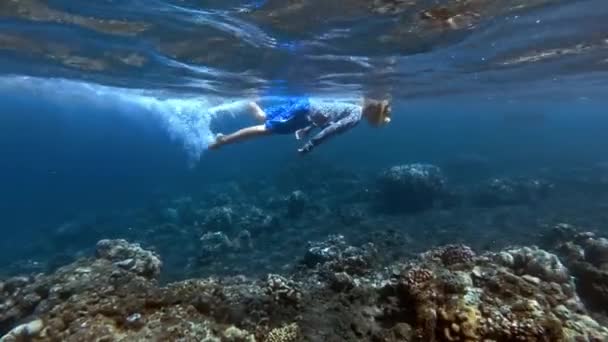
[264,97,311,134]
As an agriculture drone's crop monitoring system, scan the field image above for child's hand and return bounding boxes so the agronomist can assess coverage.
[295,129,306,140]
[298,142,314,154]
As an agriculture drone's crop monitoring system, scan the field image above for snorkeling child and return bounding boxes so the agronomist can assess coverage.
[208,97,391,154]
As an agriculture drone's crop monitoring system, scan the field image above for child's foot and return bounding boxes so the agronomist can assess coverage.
[208,134,226,150]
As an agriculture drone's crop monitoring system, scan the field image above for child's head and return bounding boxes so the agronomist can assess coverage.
[362,98,392,127]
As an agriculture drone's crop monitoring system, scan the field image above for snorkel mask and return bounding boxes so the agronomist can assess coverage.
[378,100,392,125]
[364,99,392,126]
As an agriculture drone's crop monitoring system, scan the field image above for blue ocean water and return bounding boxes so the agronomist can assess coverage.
[0,0,607,273]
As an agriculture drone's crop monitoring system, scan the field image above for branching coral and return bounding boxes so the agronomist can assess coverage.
[264,323,300,342]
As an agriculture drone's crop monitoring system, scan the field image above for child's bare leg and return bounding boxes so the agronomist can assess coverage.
[209,125,270,150]
[248,102,266,122]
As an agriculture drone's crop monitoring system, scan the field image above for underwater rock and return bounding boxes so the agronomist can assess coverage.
[545,225,608,313]
[0,319,44,341]
[95,239,162,279]
[540,223,582,250]
[238,206,279,236]
[205,203,279,237]
[198,230,254,263]
[328,271,355,292]
[501,246,570,283]
[2,276,32,294]
[265,274,302,305]
[471,177,553,207]
[569,261,608,313]
[303,234,346,267]
[584,237,608,270]
[0,276,40,334]
[167,196,206,225]
[202,206,235,232]
[303,235,376,276]
[376,163,447,213]
[200,231,234,255]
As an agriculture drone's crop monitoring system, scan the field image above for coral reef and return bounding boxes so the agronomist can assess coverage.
[382,244,607,341]
[423,244,476,266]
[265,274,302,305]
[0,239,165,336]
[302,234,377,277]
[585,237,608,270]
[4,161,608,340]
[202,206,235,233]
[499,246,570,283]
[200,231,236,255]
[2,235,607,341]
[95,239,162,279]
[0,243,263,341]
[543,224,608,314]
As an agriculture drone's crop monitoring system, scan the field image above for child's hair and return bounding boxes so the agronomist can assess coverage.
[363,98,392,126]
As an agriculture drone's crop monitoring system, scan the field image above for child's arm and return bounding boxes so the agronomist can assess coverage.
[295,125,315,140]
[298,116,359,154]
